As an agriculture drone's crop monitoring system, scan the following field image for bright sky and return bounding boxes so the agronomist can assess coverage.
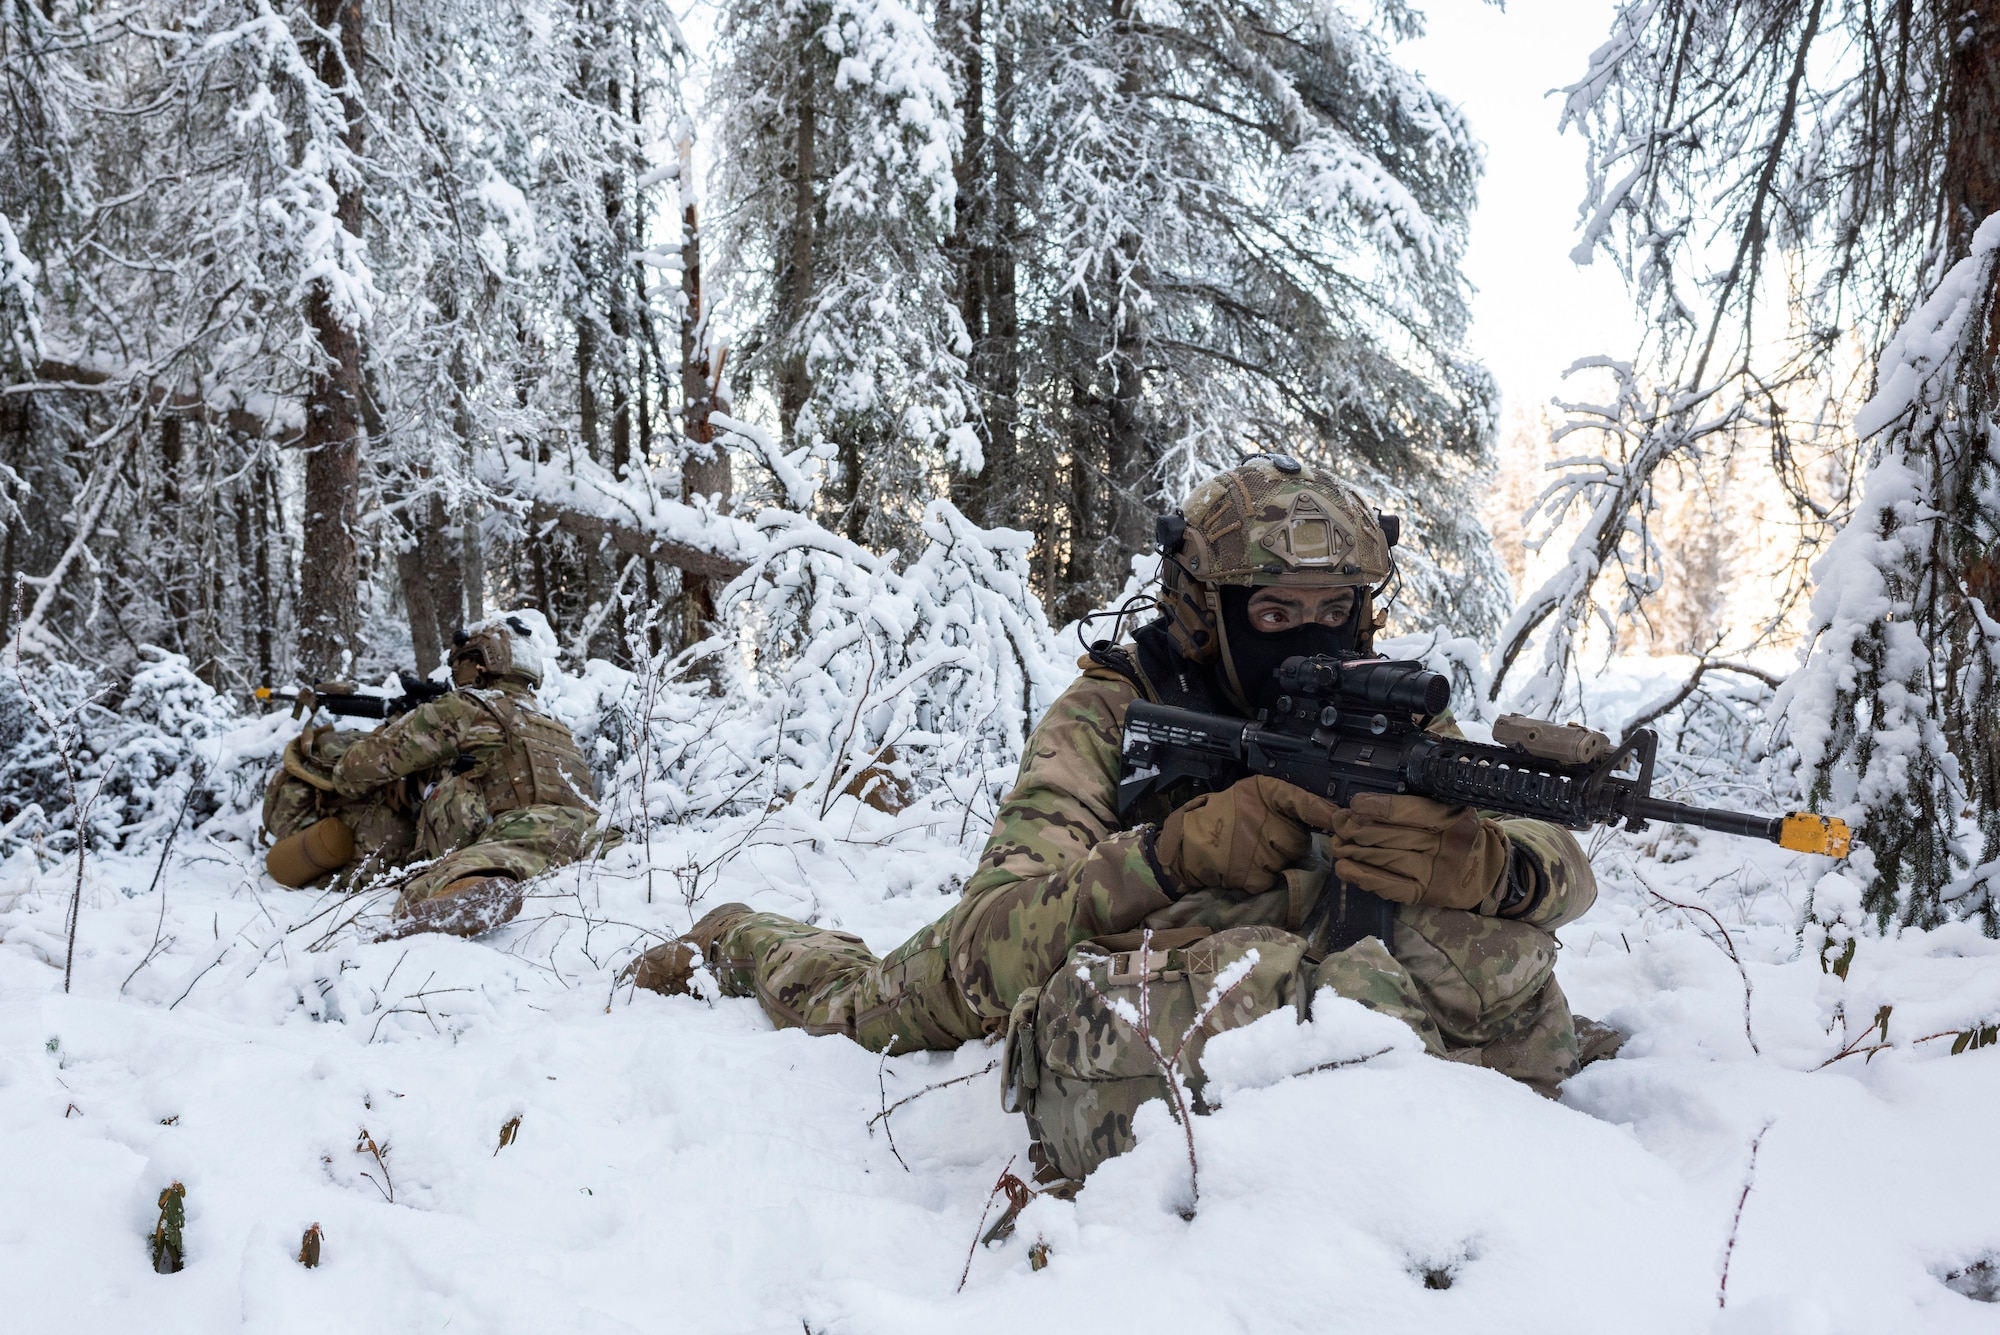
[1405,0,1645,419]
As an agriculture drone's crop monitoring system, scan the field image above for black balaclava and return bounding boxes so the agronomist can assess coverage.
[1218,585,1359,713]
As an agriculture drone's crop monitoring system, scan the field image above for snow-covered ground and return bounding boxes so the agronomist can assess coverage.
[4,657,1999,1334]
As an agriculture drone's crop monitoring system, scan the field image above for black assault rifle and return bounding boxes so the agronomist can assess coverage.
[1118,653,1851,857]
[288,672,452,722]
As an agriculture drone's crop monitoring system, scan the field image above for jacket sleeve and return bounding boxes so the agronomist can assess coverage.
[1487,819,1598,930]
[1428,712,1599,929]
[329,697,466,797]
[945,669,1177,1020]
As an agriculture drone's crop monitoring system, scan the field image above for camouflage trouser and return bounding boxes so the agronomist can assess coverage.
[398,804,603,906]
[707,851,1591,1090]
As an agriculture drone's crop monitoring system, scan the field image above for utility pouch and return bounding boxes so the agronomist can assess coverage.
[1006,924,1312,1182]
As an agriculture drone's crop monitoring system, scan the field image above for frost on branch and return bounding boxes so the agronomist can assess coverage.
[0,210,42,374]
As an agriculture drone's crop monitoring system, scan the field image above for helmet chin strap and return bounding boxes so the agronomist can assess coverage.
[1212,588,1252,712]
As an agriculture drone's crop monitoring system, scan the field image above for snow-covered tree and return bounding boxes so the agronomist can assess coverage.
[710,0,975,551]
[948,0,1504,627]
[1551,0,2000,928]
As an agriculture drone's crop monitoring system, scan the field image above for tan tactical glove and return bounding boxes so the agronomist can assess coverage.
[1321,792,1509,910]
[1153,775,1344,897]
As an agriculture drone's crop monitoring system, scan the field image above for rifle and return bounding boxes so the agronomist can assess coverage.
[291,672,452,722]
[1118,653,1851,857]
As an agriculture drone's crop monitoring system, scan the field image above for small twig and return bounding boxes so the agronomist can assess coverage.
[873,1045,908,1172]
[167,945,230,1010]
[122,762,205,995]
[1286,1046,1396,1081]
[957,1154,1018,1293]
[866,1058,999,1133]
[356,1127,394,1203]
[1635,870,1760,1054]
[1717,1121,1773,1308]
[1069,930,1258,1217]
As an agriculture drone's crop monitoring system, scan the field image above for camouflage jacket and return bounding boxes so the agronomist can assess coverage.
[944,652,1597,1021]
[331,684,597,855]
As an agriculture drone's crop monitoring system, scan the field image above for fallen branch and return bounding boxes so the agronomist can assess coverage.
[12,356,297,442]
[530,500,750,583]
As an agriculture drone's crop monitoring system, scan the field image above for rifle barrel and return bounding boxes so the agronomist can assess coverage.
[1632,797,1783,843]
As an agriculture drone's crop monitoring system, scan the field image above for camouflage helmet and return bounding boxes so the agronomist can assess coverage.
[1156,456,1397,663]
[450,614,544,689]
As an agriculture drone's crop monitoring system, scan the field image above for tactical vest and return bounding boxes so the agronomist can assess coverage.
[462,689,598,816]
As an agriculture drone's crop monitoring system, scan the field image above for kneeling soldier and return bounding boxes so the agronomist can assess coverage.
[630,460,1604,1110]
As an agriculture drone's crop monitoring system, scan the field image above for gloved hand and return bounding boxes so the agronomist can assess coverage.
[1153,775,1344,897]
[1321,793,1509,910]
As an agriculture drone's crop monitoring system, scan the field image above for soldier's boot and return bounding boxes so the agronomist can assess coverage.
[623,902,753,996]
[1573,1015,1627,1068]
[380,875,525,940]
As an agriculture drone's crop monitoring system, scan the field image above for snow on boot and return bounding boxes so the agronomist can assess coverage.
[379,875,524,941]
[1574,1015,1627,1067]
[622,941,700,995]
[621,902,753,996]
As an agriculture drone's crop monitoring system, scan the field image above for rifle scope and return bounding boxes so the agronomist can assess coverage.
[1274,654,1451,717]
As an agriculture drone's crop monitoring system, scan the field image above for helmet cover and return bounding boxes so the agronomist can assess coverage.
[1157,457,1393,664]
[450,614,545,688]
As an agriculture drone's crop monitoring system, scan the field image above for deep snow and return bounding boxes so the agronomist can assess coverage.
[3,657,1999,1334]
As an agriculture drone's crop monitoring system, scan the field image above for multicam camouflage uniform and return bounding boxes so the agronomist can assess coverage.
[695,456,1598,1097]
[329,681,603,907]
[261,723,418,885]
[702,664,1596,1092]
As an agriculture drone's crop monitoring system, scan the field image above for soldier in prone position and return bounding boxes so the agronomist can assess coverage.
[630,459,1605,1098]
[267,615,606,937]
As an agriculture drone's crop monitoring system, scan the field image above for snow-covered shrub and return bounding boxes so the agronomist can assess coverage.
[0,649,236,852]
[604,500,1073,825]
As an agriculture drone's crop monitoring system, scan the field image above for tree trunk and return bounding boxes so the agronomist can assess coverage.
[232,466,253,689]
[424,492,466,641]
[606,74,633,483]
[461,504,485,623]
[1945,0,2000,264]
[987,23,1021,524]
[297,0,366,682]
[1104,0,1153,566]
[159,415,191,652]
[945,0,989,522]
[1937,0,2000,921]
[397,538,442,676]
[678,131,730,646]
[253,452,275,694]
[576,312,601,460]
[777,58,816,448]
